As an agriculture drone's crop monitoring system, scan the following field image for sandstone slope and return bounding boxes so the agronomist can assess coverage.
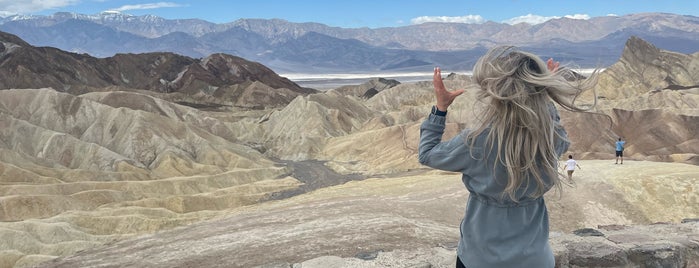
[0,89,303,267]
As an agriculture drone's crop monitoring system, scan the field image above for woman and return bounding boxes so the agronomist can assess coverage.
[418,46,598,267]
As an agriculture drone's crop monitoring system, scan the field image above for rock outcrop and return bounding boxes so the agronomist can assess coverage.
[594,36,699,100]
[276,222,699,268]
[330,77,401,99]
[559,36,699,164]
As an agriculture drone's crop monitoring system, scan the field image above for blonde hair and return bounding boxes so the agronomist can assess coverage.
[468,46,599,200]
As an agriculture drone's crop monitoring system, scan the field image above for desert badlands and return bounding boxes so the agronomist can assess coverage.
[0,32,698,267]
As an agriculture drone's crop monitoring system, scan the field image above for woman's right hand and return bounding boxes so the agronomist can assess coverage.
[433,67,464,111]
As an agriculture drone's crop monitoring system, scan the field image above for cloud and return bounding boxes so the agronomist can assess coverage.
[106,2,183,12]
[410,13,591,26]
[503,13,590,25]
[410,15,485,25]
[0,0,79,14]
[564,14,591,20]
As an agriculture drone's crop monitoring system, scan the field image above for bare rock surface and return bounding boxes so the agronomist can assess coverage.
[29,161,698,268]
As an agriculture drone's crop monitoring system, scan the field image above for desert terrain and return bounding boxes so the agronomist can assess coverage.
[26,160,699,268]
[0,32,697,267]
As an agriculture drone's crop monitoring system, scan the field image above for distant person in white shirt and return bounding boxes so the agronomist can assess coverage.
[563,155,581,182]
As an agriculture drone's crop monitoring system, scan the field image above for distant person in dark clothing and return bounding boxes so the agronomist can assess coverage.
[615,137,626,164]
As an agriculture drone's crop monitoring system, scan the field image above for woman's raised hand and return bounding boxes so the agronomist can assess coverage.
[547,58,560,72]
[433,67,464,112]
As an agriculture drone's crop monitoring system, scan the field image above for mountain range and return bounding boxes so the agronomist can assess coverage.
[1,12,698,73]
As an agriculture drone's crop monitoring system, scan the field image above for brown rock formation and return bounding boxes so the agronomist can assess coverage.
[559,36,699,164]
[594,36,699,100]
[0,31,315,108]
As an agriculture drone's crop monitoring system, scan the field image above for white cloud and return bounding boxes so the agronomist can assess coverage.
[503,14,555,25]
[106,2,183,12]
[0,0,79,13]
[502,13,590,25]
[0,10,16,17]
[410,15,485,25]
[564,14,591,20]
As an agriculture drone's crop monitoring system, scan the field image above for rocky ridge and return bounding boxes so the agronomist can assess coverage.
[594,36,699,100]
[0,31,314,108]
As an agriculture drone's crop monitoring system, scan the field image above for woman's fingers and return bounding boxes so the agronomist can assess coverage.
[432,67,464,111]
[433,67,445,93]
[547,58,559,72]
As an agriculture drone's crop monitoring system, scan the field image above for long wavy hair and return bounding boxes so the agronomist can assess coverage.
[467,46,599,200]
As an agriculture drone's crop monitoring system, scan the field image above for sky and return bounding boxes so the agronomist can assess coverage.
[0,0,697,28]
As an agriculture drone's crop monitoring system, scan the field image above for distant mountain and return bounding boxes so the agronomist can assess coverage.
[1,12,698,73]
[0,11,223,37]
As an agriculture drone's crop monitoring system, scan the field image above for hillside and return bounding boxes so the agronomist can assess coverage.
[0,31,315,109]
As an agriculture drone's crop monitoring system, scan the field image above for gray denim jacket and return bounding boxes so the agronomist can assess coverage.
[418,105,569,267]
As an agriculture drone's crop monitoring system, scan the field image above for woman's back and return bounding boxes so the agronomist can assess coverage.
[419,109,569,267]
[418,46,598,267]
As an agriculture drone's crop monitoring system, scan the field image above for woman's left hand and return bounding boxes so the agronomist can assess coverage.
[433,67,464,111]
[547,58,560,72]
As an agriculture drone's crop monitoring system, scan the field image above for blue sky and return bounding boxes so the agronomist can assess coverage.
[1,0,697,28]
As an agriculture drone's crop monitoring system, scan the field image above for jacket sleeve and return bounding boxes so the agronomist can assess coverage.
[418,113,473,172]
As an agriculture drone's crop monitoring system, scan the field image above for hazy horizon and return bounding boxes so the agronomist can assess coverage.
[285,69,602,90]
